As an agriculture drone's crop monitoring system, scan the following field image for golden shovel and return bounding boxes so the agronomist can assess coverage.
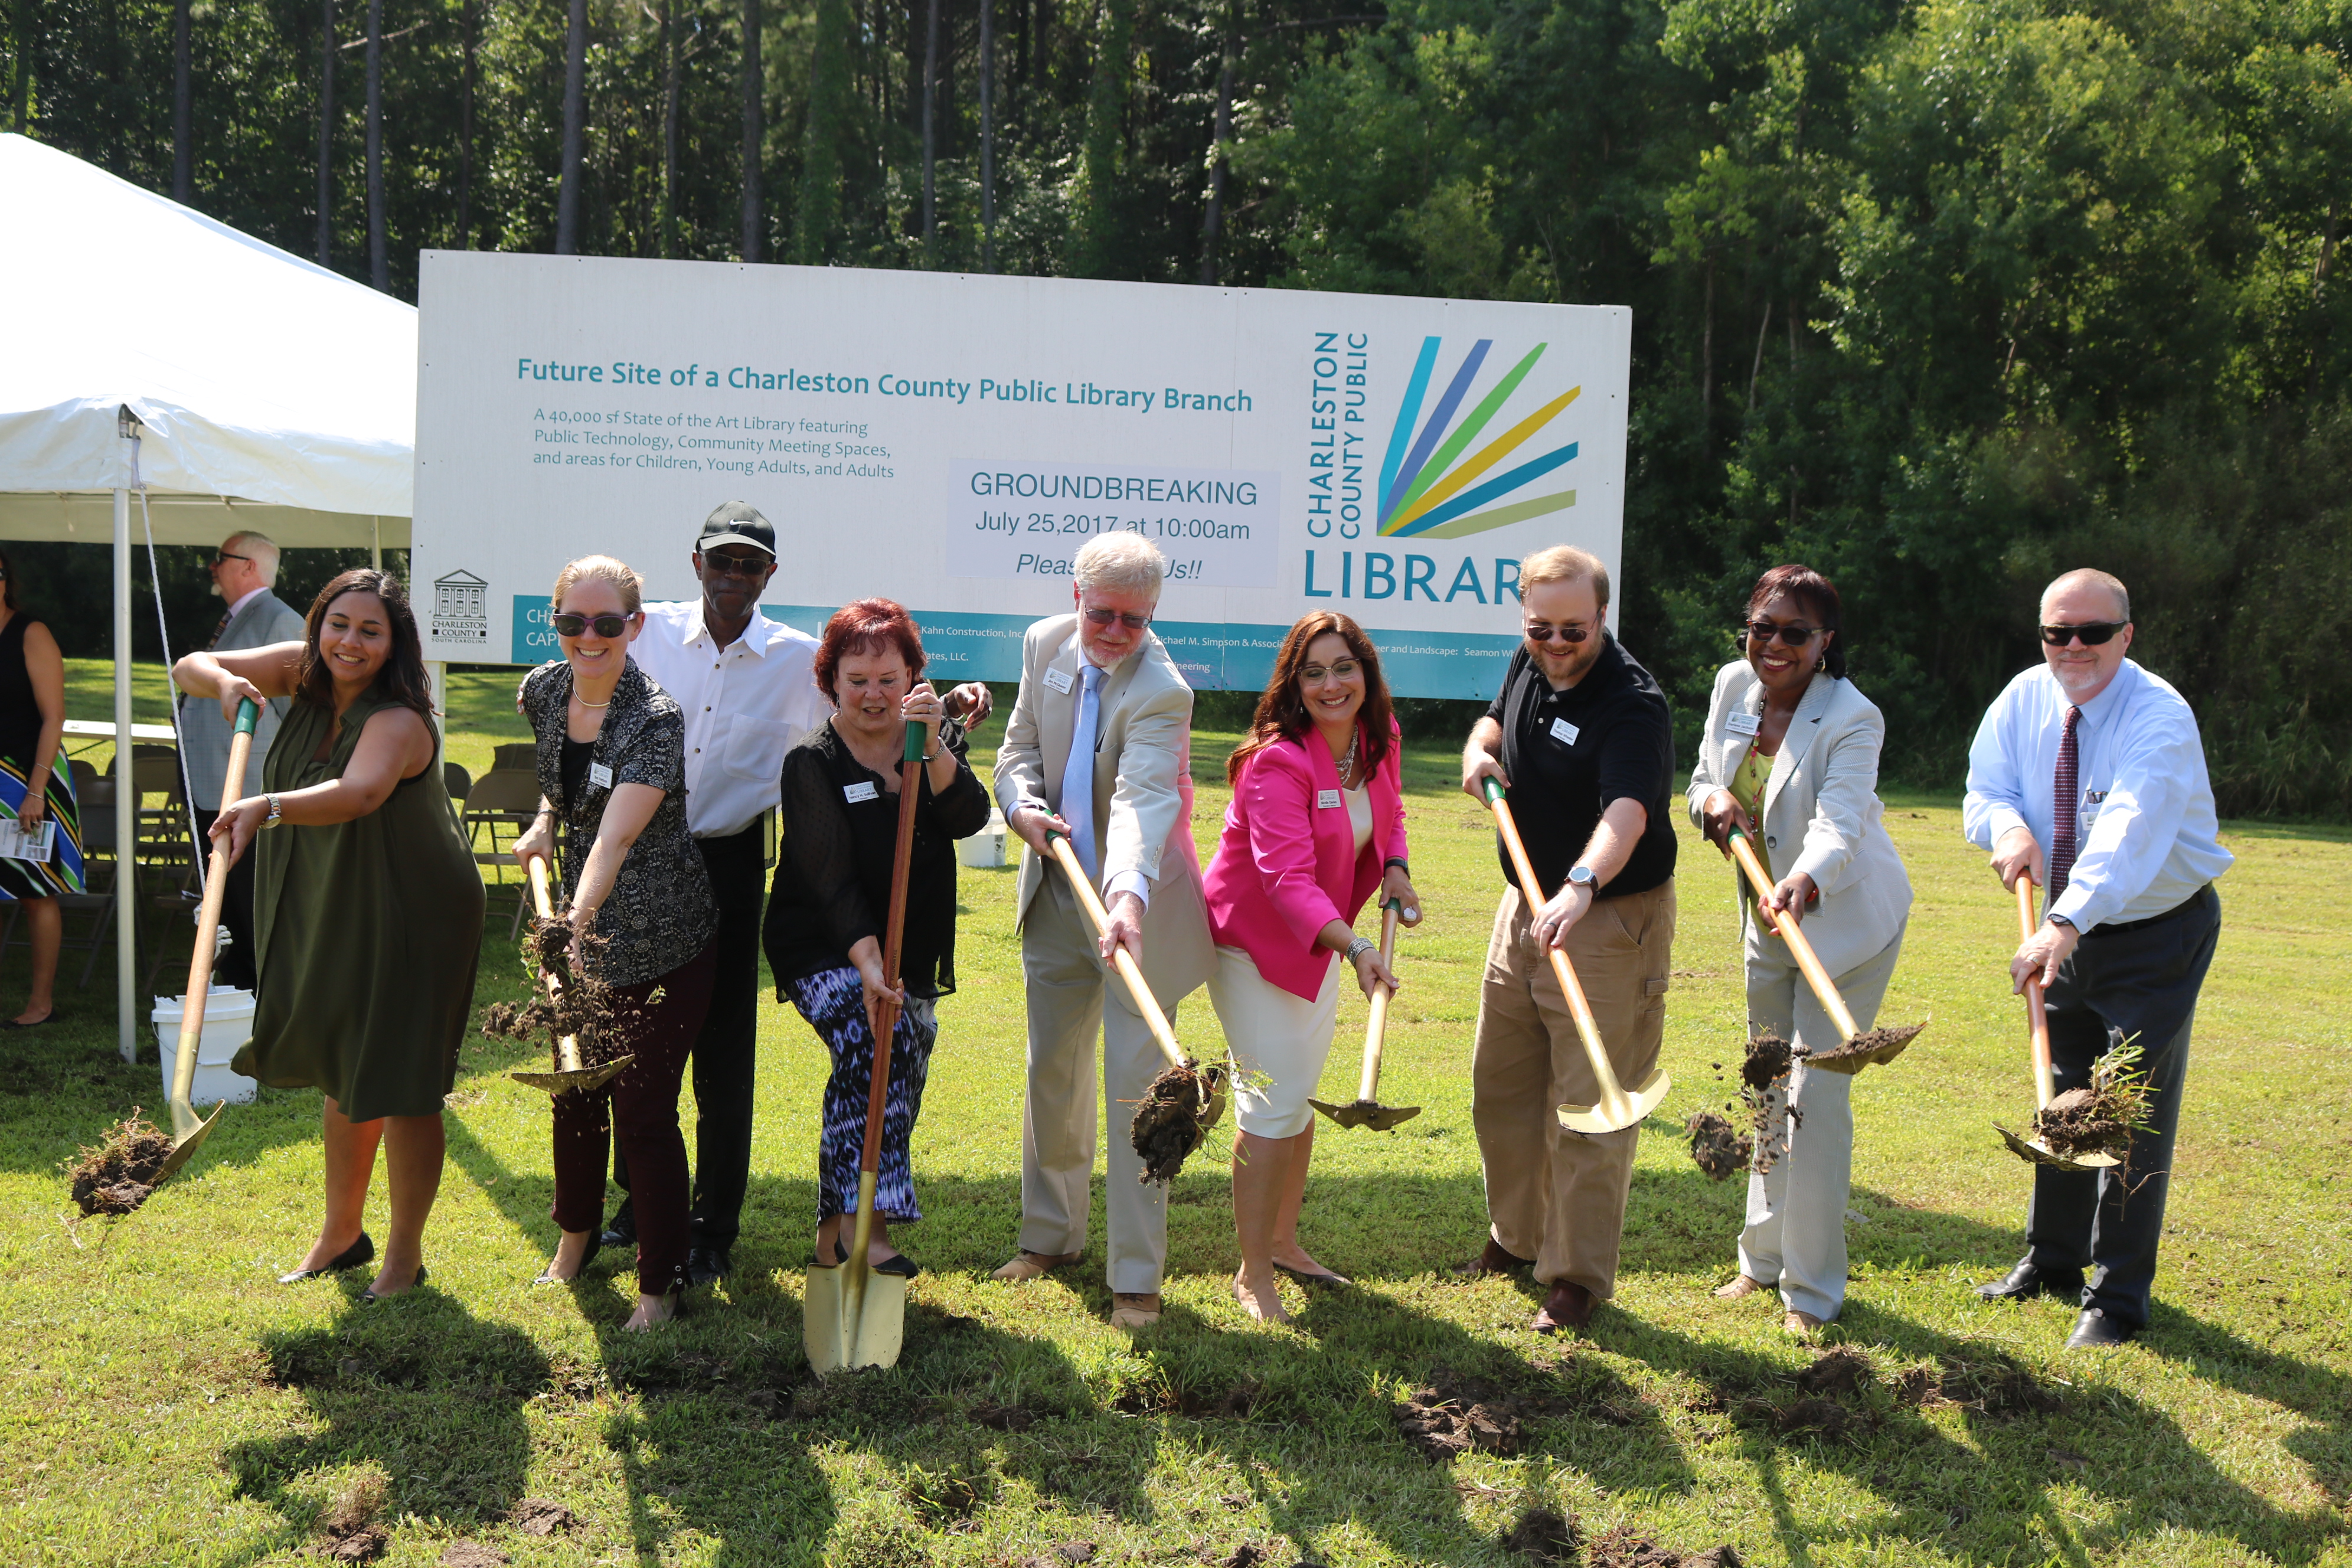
[1997,874,2119,1171]
[805,723,925,1375]
[508,858,633,1095]
[1309,898,1420,1131]
[154,697,257,1181]
[1725,826,1923,1072]
[1481,779,1668,1134]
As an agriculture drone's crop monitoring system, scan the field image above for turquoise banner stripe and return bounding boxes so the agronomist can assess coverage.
[512,596,1517,700]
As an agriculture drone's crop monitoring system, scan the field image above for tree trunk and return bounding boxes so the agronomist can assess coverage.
[979,0,994,270]
[1698,251,1714,456]
[171,0,191,202]
[556,0,586,254]
[793,0,850,262]
[457,0,475,249]
[365,0,384,289]
[1196,3,1234,286]
[11,0,31,135]
[1746,297,1770,416]
[920,0,938,250]
[741,0,760,260]
[316,0,334,266]
[661,0,678,257]
[1076,0,1133,277]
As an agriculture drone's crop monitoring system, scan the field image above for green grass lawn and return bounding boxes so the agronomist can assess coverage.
[6,664,2348,1566]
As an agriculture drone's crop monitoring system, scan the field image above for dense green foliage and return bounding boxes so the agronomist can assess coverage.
[6,0,2350,809]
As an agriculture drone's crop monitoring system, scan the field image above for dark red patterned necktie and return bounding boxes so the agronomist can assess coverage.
[206,609,232,649]
[2048,705,2082,905]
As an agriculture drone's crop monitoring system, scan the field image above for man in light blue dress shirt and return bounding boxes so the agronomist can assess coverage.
[1962,568,2230,1348]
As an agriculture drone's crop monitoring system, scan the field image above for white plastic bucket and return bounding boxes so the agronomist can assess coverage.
[958,809,1011,869]
[152,986,259,1107]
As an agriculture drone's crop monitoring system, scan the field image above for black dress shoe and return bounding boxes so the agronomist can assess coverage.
[686,1246,731,1287]
[1975,1260,2084,1304]
[2066,1308,2138,1348]
[278,1232,374,1285]
[600,1200,638,1250]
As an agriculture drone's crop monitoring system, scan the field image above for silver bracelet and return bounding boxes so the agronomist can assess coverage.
[1344,936,1376,963]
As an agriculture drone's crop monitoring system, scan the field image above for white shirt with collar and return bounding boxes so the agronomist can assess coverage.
[629,599,829,839]
[1962,658,2233,932]
[224,584,269,622]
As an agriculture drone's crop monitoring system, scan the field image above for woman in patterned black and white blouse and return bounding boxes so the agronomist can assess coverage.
[513,554,718,1329]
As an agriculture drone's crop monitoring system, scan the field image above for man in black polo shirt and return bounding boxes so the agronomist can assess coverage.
[1459,544,1678,1333]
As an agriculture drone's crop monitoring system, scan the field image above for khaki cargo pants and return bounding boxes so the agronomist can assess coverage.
[1471,879,1675,1297]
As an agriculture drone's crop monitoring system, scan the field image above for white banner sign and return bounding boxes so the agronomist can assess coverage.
[412,254,1631,698]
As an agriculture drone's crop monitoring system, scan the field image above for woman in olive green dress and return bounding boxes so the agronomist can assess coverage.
[172,569,483,1301]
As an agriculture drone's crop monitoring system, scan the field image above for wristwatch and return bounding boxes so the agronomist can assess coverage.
[260,793,284,830]
[1566,864,1598,892]
[2049,913,2075,930]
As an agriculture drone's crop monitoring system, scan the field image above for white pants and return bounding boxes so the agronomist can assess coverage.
[1017,875,1181,1294]
[1208,944,1342,1138]
[1737,922,1905,1322]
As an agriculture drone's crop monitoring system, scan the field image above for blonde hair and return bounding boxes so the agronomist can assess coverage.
[1073,533,1168,595]
[1518,545,1610,612]
[551,554,645,615]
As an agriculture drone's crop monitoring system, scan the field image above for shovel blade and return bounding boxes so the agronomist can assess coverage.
[1306,1097,1363,1128]
[1995,1123,2123,1172]
[803,1262,906,1376]
[510,1055,635,1096]
[1197,1064,1229,1135]
[1358,1103,1422,1132]
[153,1100,228,1182]
[1558,1069,1671,1136]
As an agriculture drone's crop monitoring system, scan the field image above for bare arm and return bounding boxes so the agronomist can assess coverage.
[1460,714,1510,799]
[175,641,307,723]
[209,706,436,865]
[567,781,667,935]
[15,623,67,831]
[1530,797,1649,948]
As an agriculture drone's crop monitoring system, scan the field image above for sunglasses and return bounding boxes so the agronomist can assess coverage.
[213,550,251,567]
[1744,620,1822,647]
[1524,623,1592,645]
[1083,606,1152,632]
[2040,621,2126,646]
[552,612,636,638]
[702,550,772,578]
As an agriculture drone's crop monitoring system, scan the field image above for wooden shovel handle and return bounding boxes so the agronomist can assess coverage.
[858,723,926,1178]
[1044,831,1188,1074]
[1727,828,1860,1040]
[1480,779,1616,1081]
[2016,874,2058,1109]
[1355,898,1403,1102]
[525,857,588,1074]
[172,698,259,1115]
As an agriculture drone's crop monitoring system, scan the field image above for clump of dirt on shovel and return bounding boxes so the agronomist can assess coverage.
[63,1108,174,1216]
[1802,1022,1925,1072]
[2030,1040,2151,1159]
[476,914,625,1067]
[1129,1061,1211,1184]
[1684,1112,1751,1182]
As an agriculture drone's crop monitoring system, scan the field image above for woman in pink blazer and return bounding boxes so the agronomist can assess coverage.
[1203,612,1421,1323]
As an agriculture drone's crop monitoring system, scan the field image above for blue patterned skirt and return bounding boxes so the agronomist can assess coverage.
[785,965,939,1224]
[0,757,84,900]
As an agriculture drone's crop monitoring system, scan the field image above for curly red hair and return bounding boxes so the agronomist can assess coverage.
[814,597,927,704]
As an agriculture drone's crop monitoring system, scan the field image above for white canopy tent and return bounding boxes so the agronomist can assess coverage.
[0,132,418,1059]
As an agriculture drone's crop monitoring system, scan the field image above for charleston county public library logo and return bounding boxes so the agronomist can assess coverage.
[432,568,490,643]
[1376,338,1579,541]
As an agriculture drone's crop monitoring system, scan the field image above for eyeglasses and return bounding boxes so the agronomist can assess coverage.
[1744,620,1821,647]
[702,550,772,578]
[1524,623,1592,645]
[1301,660,1361,683]
[2040,621,2126,647]
[1083,606,1152,632]
[552,612,636,638]
[213,551,251,568]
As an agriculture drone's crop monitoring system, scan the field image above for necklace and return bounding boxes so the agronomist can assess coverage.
[573,690,613,710]
[1335,723,1362,788]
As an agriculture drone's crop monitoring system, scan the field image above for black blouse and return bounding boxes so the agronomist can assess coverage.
[763,717,991,998]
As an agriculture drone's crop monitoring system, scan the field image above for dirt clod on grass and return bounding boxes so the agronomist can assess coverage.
[1129,1061,1212,1184]
[439,1545,509,1568]
[1684,1111,1752,1182]
[1802,1022,1925,1072]
[1897,1350,2064,1418]
[476,916,626,1069]
[1394,1383,1526,1461]
[1794,1347,1874,1398]
[314,1475,388,1562]
[968,1400,1037,1432]
[63,1108,175,1216]
[1586,1525,1745,1567]
[1501,1506,1579,1562]
[502,1498,574,1538]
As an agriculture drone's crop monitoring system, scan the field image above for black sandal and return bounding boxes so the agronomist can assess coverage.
[278,1231,373,1285]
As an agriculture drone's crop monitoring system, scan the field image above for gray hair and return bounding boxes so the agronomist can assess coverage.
[1072,533,1167,596]
[2043,568,2130,622]
[225,530,281,585]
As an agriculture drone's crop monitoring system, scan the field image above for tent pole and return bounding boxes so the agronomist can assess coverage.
[113,484,136,1064]
[372,515,381,571]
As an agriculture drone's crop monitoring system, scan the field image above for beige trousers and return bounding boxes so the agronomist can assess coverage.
[1472,879,1676,1297]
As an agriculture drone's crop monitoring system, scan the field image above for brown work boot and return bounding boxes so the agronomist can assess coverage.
[1531,1280,1595,1335]
[1455,1236,1534,1279]
[1108,1292,1162,1329]
[991,1249,1080,1283]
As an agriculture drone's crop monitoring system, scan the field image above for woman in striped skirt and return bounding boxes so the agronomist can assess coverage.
[0,548,83,1029]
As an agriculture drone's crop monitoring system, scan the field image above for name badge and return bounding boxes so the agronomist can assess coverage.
[1549,717,1580,747]
[842,780,878,803]
[1726,711,1762,736]
[1317,788,1342,810]
[586,761,614,791]
[1046,667,1074,694]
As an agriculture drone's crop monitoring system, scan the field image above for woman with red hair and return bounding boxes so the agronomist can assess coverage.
[764,599,992,1277]
[1203,612,1420,1322]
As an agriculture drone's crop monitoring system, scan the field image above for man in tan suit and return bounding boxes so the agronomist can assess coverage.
[992,534,1214,1329]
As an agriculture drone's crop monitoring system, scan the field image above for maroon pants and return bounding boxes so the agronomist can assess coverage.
[550,940,717,1295]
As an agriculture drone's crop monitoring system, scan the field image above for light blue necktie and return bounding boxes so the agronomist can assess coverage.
[1059,664,1103,880]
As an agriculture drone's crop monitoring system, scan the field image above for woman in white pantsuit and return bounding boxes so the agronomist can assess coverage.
[1688,565,1912,1334]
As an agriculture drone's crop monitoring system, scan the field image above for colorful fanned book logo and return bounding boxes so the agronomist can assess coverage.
[1376,338,1579,540]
